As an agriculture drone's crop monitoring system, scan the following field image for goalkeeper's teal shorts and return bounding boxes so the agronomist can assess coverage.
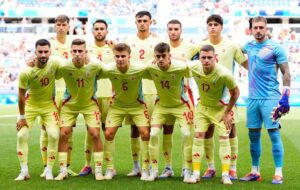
[246,99,280,129]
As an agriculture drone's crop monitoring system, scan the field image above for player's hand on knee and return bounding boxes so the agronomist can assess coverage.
[16,119,28,131]
[220,112,232,130]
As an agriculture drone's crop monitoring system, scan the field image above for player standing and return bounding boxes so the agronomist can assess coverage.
[78,19,115,176]
[146,42,193,182]
[15,39,60,180]
[240,16,291,184]
[102,43,150,180]
[188,45,240,185]
[199,15,247,180]
[159,19,198,178]
[55,39,104,181]
[39,14,78,177]
[125,10,161,176]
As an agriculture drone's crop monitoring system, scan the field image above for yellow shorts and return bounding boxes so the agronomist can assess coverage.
[98,97,112,123]
[60,101,101,128]
[194,105,233,136]
[55,90,65,112]
[151,103,193,127]
[106,103,150,128]
[25,103,59,129]
[123,94,156,125]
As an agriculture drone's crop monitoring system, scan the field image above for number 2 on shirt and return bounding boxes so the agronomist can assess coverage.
[139,49,145,60]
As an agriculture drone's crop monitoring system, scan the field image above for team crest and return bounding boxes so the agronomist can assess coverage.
[154,73,159,77]
[171,74,176,80]
[131,76,136,80]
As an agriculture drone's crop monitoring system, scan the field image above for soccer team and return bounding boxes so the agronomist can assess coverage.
[15,11,291,185]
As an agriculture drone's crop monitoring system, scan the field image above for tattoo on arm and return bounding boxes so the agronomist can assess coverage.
[278,63,291,86]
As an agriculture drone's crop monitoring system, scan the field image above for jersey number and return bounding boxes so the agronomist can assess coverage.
[183,111,194,122]
[122,82,128,91]
[63,52,68,59]
[160,80,170,89]
[77,78,84,88]
[40,77,49,87]
[97,54,102,61]
[53,112,59,121]
[94,111,100,121]
[139,49,145,60]
[201,83,210,92]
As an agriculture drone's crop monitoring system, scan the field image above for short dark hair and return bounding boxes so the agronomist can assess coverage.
[167,19,182,28]
[55,15,69,23]
[93,19,108,29]
[251,16,268,25]
[200,45,215,53]
[135,10,152,19]
[206,14,223,26]
[113,43,131,54]
[35,39,51,48]
[71,39,86,46]
[154,42,170,53]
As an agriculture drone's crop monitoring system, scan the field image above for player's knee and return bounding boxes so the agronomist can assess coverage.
[249,129,261,142]
[229,125,236,138]
[105,130,115,141]
[180,127,191,139]
[268,129,281,144]
[150,127,160,137]
[194,132,205,139]
[17,128,29,142]
[131,125,140,138]
[140,129,150,141]
[60,129,71,140]
[47,128,59,141]
[163,125,174,134]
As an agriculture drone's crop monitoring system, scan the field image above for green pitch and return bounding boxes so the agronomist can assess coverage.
[0,105,299,190]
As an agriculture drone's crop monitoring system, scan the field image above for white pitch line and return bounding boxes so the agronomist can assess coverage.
[0,115,16,118]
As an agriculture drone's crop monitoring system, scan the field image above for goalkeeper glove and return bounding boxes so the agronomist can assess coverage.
[271,87,290,122]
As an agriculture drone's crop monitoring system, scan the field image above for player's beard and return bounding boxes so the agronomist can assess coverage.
[94,35,106,42]
[73,57,84,68]
[254,33,265,42]
[170,34,180,41]
[38,57,49,65]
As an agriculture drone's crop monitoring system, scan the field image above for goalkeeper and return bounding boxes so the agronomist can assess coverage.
[240,16,291,185]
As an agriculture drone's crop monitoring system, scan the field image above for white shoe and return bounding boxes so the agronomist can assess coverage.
[140,169,149,181]
[95,167,104,181]
[183,169,192,183]
[127,168,141,177]
[15,171,30,181]
[104,169,114,180]
[221,174,233,185]
[45,168,54,180]
[159,167,174,179]
[54,170,68,181]
[146,169,159,181]
[187,173,200,184]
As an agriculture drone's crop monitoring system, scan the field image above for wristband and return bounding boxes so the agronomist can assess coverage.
[282,86,290,96]
[18,115,26,120]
